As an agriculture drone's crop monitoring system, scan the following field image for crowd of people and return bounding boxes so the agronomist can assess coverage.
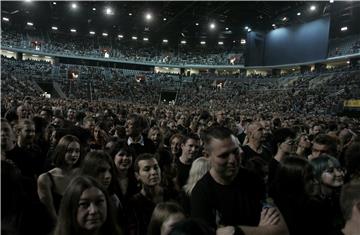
[2,26,360,235]
[1,88,360,235]
[2,29,245,66]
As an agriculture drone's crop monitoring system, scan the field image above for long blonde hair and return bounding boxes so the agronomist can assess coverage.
[183,157,210,195]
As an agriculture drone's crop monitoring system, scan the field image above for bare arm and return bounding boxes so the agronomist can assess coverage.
[217,207,289,235]
[37,173,58,224]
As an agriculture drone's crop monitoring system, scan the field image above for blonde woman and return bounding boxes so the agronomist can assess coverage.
[180,157,211,215]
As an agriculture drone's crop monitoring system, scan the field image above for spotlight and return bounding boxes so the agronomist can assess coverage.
[210,23,216,29]
[145,13,152,21]
[310,5,316,11]
[51,26,58,30]
[71,3,77,9]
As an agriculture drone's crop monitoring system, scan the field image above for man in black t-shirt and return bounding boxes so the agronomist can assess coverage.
[176,133,200,188]
[191,126,289,235]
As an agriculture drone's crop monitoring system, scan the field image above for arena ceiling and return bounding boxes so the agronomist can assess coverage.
[2,1,359,46]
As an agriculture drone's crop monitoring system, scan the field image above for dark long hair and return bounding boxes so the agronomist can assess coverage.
[54,176,122,235]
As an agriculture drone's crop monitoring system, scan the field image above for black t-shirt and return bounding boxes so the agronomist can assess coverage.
[175,158,192,188]
[190,168,265,229]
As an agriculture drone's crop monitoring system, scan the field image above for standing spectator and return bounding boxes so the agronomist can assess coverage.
[37,135,82,225]
[53,175,122,235]
[191,126,288,235]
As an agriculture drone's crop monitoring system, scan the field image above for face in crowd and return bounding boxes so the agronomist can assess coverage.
[208,134,242,183]
[18,122,35,146]
[181,138,200,162]
[136,157,161,187]
[170,136,182,156]
[114,149,133,172]
[77,186,107,232]
[64,141,81,167]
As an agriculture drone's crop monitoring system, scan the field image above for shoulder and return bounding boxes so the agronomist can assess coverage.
[37,172,51,186]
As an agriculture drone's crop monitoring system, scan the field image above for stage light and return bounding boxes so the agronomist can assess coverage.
[218,41,224,45]
[118,34,123,38]
[209,23,216,30]
[200,41,206,45]
[241,39,246,44]
[195,22,199,26]
[143,37,149,41]
[92,8,96,11]
[129,13,132,16]
[181,40,186,44]
[297,12,301,16]
[132,36,138,40]
[27,22,34,26]
[310,5,316,11]
[341,26,348,31]
[2,17,9,22]
[70,29,77,33]
[163,39,168,43]
[51,26,58,30]
[71,3,77,9]
[102,33,108,36]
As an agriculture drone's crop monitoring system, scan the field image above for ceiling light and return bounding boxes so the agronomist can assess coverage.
[181,40,186,44]
[71,3,77,9]
[105,7,113,15]
[163,39,168,43]
[297,12,301,16]
[143,37,149,41]
[70,29,77,33]
[145,13,152,21]
[102,33,108,36]
[89,31,95,35]
[218,41,224,45]
[310,5,316,11]
[200,41,206,45]
[27,22,34,26]
[132,36,138,40]
[341,26,348,31]
[241,39,246,44]
[51,26,58,30]
[2,17,9,22]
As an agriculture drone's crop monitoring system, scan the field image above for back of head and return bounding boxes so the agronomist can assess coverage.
[148,202,185,235]
[340,180,360,221]
[183,157,211,195]
[345,142,360,180]
[271,156,314,198]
